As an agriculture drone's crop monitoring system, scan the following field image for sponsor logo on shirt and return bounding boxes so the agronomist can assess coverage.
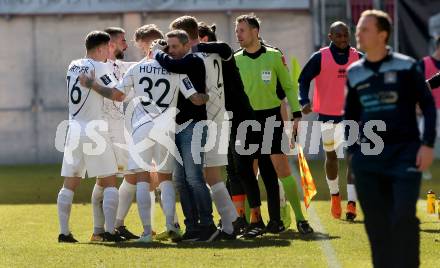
[183,77,193,90]
[337,68,347,78]
[100,74,112,86]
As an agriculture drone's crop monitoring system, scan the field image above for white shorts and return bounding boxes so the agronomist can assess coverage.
[61,130,118,178]
[107,119,130,175]
[204,120,229,167]
[127,122,176,174]
[320,122,344,152]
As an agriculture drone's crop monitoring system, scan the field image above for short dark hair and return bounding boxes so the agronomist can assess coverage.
[85,31,111,50]
[166,30,189,45]
[329,21,348,35]
[169,15,199,40]
[134,24,164,42]
[103,27,125,39]
[198,22,217,42]
[235,13,261,30]
[360,9,392,43]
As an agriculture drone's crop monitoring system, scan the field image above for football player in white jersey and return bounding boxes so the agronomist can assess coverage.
[100,25,182,240]
[165,16,239,239]
[58,31,124,243]
[89,27,140,242]
[79,39,209,243]
[133,25,183,241]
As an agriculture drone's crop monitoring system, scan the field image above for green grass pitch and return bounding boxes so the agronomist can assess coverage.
[0,160,439,267]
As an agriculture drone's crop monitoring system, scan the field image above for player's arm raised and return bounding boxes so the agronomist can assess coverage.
[79,72,125,102]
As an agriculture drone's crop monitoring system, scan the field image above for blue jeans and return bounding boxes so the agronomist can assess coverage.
[173,121,213,232]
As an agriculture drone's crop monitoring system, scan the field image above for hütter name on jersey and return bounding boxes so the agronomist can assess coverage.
[139,65,170,75]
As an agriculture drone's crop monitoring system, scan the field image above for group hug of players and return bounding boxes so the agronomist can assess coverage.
[57,10,438,256]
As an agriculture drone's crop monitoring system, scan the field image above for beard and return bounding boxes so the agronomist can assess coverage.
[115,49,124,59]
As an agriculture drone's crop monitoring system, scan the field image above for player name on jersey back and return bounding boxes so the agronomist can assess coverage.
[68,64,91,74]
[138,64,171,75]
[66,58,118,127]
[117,59,197,133]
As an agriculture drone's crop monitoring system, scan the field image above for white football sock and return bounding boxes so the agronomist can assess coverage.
[57,188,74,235]
[347,184,357,202]
[326,176,340,195]
[136,182,151,236]
[211,182,238,235]
[159,180,176,228]
[103,187,119,234]
[174,211,179,225]
[150,191,156,230]
[91,184,105,234]
[115,179,136,228]
[159,190,179,225]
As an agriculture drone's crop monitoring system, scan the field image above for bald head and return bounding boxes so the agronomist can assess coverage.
[329,21,348,34]
[328,21,350,49]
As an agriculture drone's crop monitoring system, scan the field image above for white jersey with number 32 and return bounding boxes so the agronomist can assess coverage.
[66,58,118,127]
[196,52,226,121]
[117,59,197,133]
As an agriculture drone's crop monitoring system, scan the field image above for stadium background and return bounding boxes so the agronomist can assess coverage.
[0,0,439,164]
[1,3,440,266]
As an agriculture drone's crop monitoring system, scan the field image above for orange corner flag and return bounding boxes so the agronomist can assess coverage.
[297,143,317,209]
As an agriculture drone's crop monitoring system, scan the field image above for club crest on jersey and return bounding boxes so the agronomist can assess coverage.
[100,74,112,86]
[384,71,397,84]
[261,70,272,84]
[183,77,193,90]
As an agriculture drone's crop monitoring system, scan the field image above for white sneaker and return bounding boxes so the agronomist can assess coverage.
[166,223,180,233]
[136,234,153,243]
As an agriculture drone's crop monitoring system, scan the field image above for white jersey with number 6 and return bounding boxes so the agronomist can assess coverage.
[61,58,119,178]
[66,58,118,127]
[117,59,197,134]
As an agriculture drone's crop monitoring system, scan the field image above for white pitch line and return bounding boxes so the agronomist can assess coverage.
[307,205,342,268]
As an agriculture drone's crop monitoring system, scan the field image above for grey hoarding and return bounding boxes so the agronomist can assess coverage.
[0,0,309,15]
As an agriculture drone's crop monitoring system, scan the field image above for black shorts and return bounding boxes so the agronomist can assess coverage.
[254,106,290,155]
[230,109,259,157]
